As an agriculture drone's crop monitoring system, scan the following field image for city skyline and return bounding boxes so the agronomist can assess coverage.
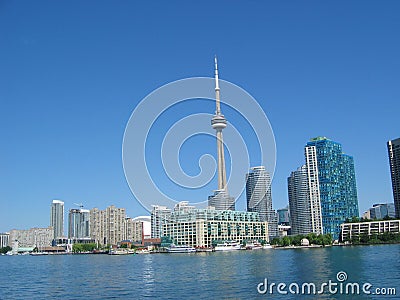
[1,2,400,232]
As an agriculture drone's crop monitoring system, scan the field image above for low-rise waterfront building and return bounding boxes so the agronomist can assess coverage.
[340,220,400,241]
[162,202,269,248]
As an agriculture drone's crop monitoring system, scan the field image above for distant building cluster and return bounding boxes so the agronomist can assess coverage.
[3,201,152,252]
[362,203,395,220]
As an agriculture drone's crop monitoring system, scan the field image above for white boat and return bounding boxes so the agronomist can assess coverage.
[30,252,49,256]
[109,249,135,255]
[214,241,241,251]
[246,241,263,250]
[136,249,150,254]
[263,244,273,249]
[166,244,196,253]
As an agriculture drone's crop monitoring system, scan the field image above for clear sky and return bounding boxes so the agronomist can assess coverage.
[1,1,399,232]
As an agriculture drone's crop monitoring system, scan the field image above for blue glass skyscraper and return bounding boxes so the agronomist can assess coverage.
[305,137,359,239]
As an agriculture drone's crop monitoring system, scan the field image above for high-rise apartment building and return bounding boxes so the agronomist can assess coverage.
[388,138,400,218]
[151,205,171,238]
[68,208,90,239]
[246,166,278,238]
[123,216,150,244]
[90,205,126,245]
[305,137,359,239]
[288,165,315,235]
[50,200,64,239]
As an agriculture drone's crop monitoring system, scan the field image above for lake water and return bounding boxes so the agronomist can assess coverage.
[1,244,399,299]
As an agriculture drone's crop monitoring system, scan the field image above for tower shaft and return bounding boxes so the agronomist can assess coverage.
[216,130,227,190]
[211,56,228,191]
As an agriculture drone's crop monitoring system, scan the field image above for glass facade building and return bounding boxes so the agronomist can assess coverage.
[388,138,400,218]
[68,208,90,239]
[306,137,359,239]
[368,203,396,219]
[246,166,278,239]
[277,206,290,225]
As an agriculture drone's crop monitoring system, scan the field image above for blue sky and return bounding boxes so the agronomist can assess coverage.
[1,1,399,232]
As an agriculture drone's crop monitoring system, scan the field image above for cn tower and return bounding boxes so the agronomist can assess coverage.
[208,57,235,211]
[211,56,228,191]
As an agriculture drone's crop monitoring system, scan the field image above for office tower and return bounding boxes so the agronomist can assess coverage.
[305,137,359,239]
[288,165,316,235]
[246,166,278,238]
[50,200,64,239]
[208,57,235,211]
[68,208,90,239]
[151,205,171,238]
[388,138,400,218]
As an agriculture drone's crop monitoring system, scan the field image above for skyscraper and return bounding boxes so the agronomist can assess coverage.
[50,200,64,239]
[388,138,400,218]
[68,208,90,239]
[288,165,316,235]
[305,137,359,239]
[208,57,235,211]
[246,166,278,238]
[304,146,324,235]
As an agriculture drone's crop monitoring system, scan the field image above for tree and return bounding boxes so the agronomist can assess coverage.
[0,246,12,254]
[271,237,280,246]
[282,236,291,247]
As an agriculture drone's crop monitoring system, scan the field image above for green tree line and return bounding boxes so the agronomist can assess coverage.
[72,243,98,253]
[271,233,332,247]
[346,232,400,245]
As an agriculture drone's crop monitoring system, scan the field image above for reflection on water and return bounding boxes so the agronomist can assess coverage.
[0,245,399,299]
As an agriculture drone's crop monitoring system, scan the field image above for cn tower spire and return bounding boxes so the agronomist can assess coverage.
[211,56,227,191]
[214,56,221,115]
